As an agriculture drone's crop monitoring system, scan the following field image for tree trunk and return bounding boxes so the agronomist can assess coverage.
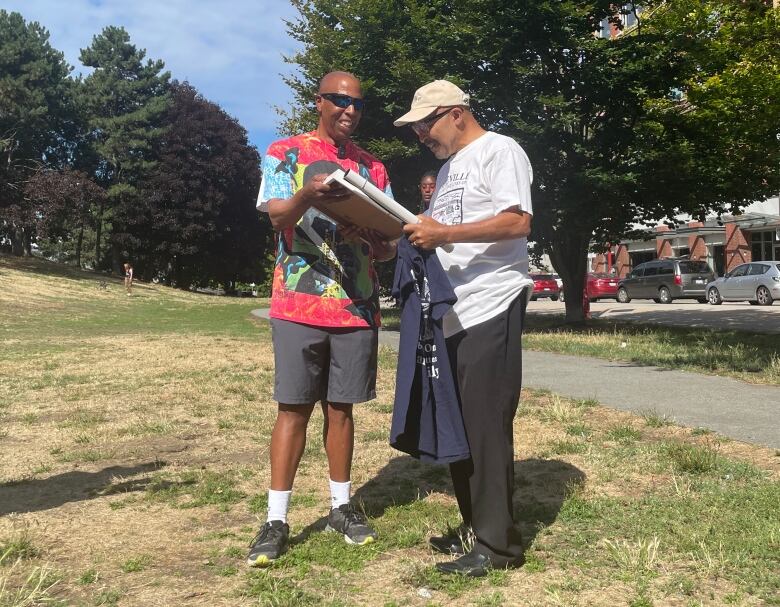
[75,224,84,267]
[111,241,122,275]
[549,227,591,323]
[9,225,23,256]
[94,198,104,269]
[22,227,32,256]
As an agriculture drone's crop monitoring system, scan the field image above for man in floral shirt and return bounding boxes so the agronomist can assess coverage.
[247,71,396,567]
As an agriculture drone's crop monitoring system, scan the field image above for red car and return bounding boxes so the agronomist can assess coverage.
[559,273,620,302]
[586,272,620,301]
[530,274,560,301]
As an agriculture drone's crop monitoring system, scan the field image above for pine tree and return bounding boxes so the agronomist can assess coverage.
[79,26,171,271]
[0,10,74,255]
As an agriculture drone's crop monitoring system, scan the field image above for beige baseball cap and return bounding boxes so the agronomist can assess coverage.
[393,80,470,126]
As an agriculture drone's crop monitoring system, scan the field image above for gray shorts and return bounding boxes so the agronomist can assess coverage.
[270,318,378,405]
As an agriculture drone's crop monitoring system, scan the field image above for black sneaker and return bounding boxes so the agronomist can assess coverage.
[325,504,377,545]
[429,523,471,556]
[246,520,289,567]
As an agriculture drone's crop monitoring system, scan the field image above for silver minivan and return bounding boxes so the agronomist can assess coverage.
[617,259,716,304]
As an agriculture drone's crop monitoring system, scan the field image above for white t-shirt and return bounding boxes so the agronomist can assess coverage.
[430,131,534,337]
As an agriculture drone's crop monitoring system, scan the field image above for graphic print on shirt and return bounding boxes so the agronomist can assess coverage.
[260,132,390,328]
[413,269,439,379]
[431,171,469,226]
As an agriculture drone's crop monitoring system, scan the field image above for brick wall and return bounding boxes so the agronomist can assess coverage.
[687,222,707,260]
[724,224,751,271]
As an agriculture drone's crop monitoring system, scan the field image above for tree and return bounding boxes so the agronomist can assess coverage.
[282,0,780,321]
[78,26,170,271]
[0,10,74,256]
[24,168,106,266]
[142,82,268,289]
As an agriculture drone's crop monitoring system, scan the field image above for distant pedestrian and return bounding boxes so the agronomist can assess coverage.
[123,263,133,296]
[419,170,437,213]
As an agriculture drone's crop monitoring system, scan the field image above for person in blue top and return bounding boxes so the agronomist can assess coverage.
[395,80,534,577]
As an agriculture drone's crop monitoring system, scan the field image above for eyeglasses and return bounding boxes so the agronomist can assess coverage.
[411,107,455,136]
[318,93,366,112]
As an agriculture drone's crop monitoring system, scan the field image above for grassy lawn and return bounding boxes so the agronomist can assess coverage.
[381,307,780,385]
[1,255,778,607]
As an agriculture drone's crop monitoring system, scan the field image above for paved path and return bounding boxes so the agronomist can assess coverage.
[251,309,780,449]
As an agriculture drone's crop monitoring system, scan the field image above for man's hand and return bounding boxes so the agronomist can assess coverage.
[267,173,348,231]
[301,174,349,205]
[402,215,450,250]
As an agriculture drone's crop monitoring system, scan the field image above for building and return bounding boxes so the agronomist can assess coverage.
[591,197,780,277]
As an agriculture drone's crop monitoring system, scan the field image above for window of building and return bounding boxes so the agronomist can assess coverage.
[751,230,776,261]
[629,251,655,267]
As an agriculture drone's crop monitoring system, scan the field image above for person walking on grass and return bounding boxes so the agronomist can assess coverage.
[123,262,133,296]
[396,80,534,577]
[247,71,396,567]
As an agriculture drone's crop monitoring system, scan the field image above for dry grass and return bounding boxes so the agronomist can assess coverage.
[1,255,778,607]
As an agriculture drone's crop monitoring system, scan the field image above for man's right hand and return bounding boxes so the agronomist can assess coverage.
[301,174,349,205]
[267,173,348,231]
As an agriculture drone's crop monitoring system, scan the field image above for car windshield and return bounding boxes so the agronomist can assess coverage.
[776,264,780,273]
[533,274,554,280]
[590,273,612,279]
[678,261,711,274]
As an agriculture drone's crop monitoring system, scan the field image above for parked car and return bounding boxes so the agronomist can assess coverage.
[559,273,620,302]
[586,272,620,302]
[705,262,780,305]
[530,274,560,301]
[616,258,716,304]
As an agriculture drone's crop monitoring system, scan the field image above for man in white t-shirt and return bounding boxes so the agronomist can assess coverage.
[395,80,534,577]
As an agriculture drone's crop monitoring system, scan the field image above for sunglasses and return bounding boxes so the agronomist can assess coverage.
[318,93,366,112]
[411,107,456,136]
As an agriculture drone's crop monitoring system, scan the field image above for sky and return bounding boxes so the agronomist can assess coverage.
[4,0,303,154]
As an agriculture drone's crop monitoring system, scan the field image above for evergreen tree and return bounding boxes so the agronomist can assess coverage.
[79,26,171,271]
[0,10,74,256]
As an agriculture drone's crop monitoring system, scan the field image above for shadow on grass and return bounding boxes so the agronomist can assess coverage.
[291,455,585,553]
[0,461,166,516]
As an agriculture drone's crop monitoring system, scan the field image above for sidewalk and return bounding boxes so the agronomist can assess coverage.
[251,310,780,449]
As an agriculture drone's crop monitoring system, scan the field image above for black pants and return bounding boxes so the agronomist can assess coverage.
[446,290,527,564]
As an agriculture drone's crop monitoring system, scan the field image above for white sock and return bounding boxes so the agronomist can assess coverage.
[267,489,292,523]
[329,479,351,510]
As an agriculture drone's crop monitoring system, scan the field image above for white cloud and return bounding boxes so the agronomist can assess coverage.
[4,0,305,152]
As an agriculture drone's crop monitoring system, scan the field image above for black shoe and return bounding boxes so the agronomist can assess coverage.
[246,520,289,567]
[429,524,470,556]
[325,503,377,545]
[436,550,493,577]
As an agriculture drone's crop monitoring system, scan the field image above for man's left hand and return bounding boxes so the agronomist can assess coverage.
[403,215,449,249]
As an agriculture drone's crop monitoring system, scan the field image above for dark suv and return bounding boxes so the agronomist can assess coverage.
[617,259,716,304]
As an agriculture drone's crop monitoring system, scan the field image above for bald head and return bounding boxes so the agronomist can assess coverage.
[315,71,364,145]
[318,71,362,96]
